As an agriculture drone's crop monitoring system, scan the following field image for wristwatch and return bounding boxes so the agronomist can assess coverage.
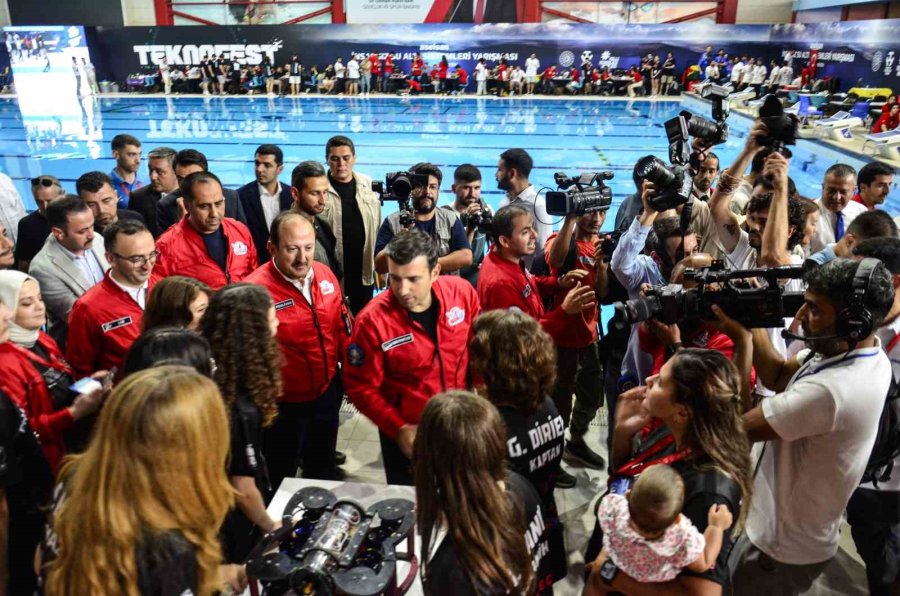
[600,559,618,585]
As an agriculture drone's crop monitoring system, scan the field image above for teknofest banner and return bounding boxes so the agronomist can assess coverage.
[85,19,900,93]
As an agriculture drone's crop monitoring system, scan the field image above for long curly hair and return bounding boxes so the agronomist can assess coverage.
[415,391,534,595]
[669,348,753,532]
[45,366,233,596]
[469,309,557,416]
[201,283,281,427]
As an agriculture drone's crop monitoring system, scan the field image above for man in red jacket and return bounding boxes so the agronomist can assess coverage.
[248,212,350,485]
[155,171,257,289]
[67,219,156,379]
[344,230,479,485]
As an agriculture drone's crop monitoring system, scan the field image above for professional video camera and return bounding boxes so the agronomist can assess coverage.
[613,261,805,329]
[546,171,614,216]
[372,171,429,228]
[755,94,799,156]
[636,85,731,212]
[246,486,417,596]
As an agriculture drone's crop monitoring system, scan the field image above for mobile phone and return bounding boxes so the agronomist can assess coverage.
[102,367,118,390]
[69,378,102,394]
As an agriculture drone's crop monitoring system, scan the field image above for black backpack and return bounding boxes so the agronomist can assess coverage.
[861,376,900,487]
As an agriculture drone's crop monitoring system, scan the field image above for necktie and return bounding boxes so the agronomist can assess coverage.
[835,211,845,241]
[474,0,485,23]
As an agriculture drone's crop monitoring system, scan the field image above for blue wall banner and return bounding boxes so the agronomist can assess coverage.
[85,19,900,93]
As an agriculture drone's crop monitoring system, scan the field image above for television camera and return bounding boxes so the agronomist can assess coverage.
[546,171,614,216]
[371,171,430,228]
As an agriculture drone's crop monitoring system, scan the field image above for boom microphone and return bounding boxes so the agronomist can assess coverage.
[780,329,844,342]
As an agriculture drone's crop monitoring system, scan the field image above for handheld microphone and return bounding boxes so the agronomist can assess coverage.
[780,329,843,342]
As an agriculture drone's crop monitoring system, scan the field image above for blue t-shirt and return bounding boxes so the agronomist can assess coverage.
[374,214,471,257]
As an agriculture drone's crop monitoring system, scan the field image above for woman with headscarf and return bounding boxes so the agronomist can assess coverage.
[0,271,104,471]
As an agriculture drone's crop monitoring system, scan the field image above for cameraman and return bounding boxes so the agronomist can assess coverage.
[848,237,900,596]
[610,182,700,387]
[374,162,472,276]
[719,258,895,594]
[545,209,611,472]
[442,164,491,287]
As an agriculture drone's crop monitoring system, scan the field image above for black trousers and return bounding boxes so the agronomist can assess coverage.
[847,486,900,596]
[263,375,341,489]
[346,282,374,316]
[379,430,414,486]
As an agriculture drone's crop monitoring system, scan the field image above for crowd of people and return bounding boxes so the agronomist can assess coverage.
[0,119,897,596]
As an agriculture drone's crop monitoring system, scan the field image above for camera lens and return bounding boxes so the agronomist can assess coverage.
[635,155,675,189]
[392,174,413,200]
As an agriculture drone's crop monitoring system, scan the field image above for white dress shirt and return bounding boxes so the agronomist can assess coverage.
[59,243,105,287]
[276,260,314,304]
[259,182,283,230]
[810,199,866,254]
[110,273,149,309]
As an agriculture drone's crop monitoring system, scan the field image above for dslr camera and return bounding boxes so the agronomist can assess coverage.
[546,171,614,216]
[755,94,799,156]
[372,171,430,228]
[613,261,805,329]
[637,85,731,212]
[459,198,493,236]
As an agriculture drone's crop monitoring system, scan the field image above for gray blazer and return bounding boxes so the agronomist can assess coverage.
[28,234,110,348]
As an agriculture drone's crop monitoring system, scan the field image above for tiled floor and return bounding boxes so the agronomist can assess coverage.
[335,400,869,595]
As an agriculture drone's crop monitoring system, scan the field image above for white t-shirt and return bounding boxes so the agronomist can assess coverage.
[768,65,780,85]
[334,61,345,79]
[475,63,487,81]
[751,64,767,85]
[730,62,745,83]
[347,59,359,79]
[704,64,718,81]
[747,340,891,564]
[525,57,539,77]
[510,69,525,83]
[778,65,793,86]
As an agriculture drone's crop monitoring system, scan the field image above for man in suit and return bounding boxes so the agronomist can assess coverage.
[155,149,247,234]
[128,147,179,237]
[446,0,520,23]
[237,144,293,265]
[28,195,110,348]
[76,171,145,233]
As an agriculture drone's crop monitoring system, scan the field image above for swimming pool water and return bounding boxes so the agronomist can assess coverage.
[2,94,895,219]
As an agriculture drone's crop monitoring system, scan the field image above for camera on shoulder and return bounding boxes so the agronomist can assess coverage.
[546,171,614,216]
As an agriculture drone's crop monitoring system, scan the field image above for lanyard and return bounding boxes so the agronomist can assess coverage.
[614,432,693,479]
[8,341,72,375]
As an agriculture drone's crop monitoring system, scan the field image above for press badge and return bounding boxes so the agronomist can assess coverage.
[101,316,133,333]
[231,241,248,256]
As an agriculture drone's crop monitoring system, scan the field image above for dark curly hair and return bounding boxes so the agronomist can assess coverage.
[469,309,556,416]
[201,283,281,427]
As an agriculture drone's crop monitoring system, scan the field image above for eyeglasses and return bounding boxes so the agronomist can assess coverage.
[31,176,56,188]
[113,250,159,266]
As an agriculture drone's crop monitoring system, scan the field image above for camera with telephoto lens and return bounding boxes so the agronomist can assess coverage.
[546,171,614,216]
[636,85,731,212]
[612,261,805,330]
[755,94,799,156]
[372,171,430,228]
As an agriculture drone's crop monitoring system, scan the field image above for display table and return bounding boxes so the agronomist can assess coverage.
[849,87,893,99]
[260,478,423,595]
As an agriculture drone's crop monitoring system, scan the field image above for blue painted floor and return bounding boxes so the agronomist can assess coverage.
[3,94,891,216]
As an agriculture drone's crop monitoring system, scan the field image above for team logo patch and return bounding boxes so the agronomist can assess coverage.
[319,280,335,295]
[231,241,248,256]
[382,333,414,352]
[274,298,294,311]
[101,316,133,333]
[523,284,532,299]
[446,306,466,327]
[348,343,365,366]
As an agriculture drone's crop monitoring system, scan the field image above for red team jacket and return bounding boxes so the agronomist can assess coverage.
[66,274,151,379]
[344,276,479,440]
[477,250,569,336]
[247,261,351,403]
[0,332,74,471]
[543,233,599,349]
[154,217,257,290]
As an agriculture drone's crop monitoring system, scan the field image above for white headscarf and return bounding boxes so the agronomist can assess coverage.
[0,270,41,348]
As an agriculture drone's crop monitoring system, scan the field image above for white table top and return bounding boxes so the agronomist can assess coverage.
[258,478,424,596]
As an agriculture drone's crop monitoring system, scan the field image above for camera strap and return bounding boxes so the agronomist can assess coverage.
[612,432,692,480]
